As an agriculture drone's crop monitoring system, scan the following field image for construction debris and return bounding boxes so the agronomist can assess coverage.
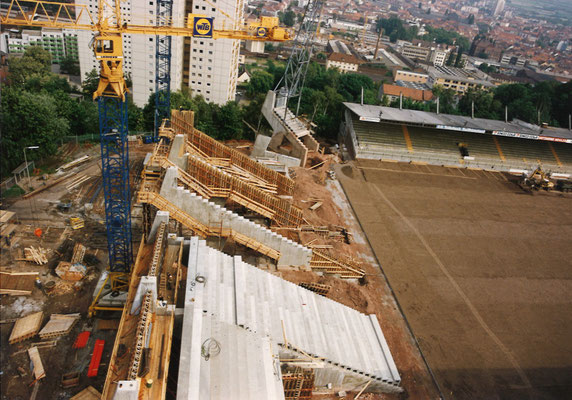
[11,340,58,356]
[309,201,323,211]
[28,346,46,380]
[38,313,81,339]
[55,262,87,281]
[9,312,43,344]
[0,271,39,295]
[57,155,90,172]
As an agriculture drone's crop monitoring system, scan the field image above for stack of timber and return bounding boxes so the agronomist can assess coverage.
[57,155,90,172]
[171,109,295,196]
[70,386,102,400]
[22,172,75,199]
[0,270,38,295]
[70,243,86,264]
[66,174,92,191]
[18,247,48,265]
[9,311,43,344]
[38,313,81,339]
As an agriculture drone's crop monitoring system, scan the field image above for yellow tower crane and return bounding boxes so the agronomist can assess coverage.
[1,0,291,100]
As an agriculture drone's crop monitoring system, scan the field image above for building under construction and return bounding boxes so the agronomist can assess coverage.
[102,110,402,399]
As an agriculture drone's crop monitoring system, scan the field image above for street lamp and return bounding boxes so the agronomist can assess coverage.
[23,146,39,189]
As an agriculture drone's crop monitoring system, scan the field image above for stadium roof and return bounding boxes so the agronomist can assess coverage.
[343,103,572,143]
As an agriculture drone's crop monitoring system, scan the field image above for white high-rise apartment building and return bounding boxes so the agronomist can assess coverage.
[186,0,242,104]
[76,0,185,107]
[493,0,505,16]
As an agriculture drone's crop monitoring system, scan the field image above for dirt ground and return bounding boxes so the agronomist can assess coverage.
[0,141,152,399]
[275,155,441,400]
[336,160,572,400]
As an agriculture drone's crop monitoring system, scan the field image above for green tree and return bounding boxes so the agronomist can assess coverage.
[1,87,70,174]
[468,14,475,24]
[246,70,274,97]
[82,68,100,97]
[8,46,52,84]
[281,10,296,27]
[60,55,80,75]
[215,102,244,140]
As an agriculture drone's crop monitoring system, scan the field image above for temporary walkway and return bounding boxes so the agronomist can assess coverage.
[178,238,401,399]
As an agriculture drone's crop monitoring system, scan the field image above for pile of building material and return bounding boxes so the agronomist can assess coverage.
[0,210,17,246]
[9,311,44,344]
[57,155,90,172]
[17,247,48,265]
[55,242,87,281]
[38,313,81,339]
[0,270,39,295]
[66,174,92,191]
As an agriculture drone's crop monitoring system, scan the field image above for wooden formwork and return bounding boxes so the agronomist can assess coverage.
[282,369,314,400]
[186,155,303,227]
[171,109,295,196]
[310,250,365,279]
[299,282,331,296]
[149,222,167,277]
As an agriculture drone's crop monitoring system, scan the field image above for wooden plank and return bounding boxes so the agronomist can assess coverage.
[9,312,43,344]
[70,386,102,400]
[22,173,76,199]
[0,210,16,225]
[28,347,45,380]
[0,272,37,296]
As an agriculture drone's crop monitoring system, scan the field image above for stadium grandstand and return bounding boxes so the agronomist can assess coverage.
[339,103,572,175]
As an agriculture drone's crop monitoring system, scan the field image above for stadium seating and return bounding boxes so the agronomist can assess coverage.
[349,118,572,173]
[352,118,407,152]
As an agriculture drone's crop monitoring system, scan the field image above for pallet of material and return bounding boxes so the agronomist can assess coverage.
[28,346,45,380]
[38,313,81,339]
[70,386,102,400]
[0,271,38,295]
[9,311,43,344]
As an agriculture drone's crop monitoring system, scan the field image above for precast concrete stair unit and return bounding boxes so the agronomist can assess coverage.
[177,238,402,399]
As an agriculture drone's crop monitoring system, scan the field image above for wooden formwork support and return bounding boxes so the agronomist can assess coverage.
[149,222,167,277]
[299,282,331,296]
[282,369,314,400]
[128,291,153,380]
[186,155,303,227]
[310,250,365,279]
[171,109,295,196]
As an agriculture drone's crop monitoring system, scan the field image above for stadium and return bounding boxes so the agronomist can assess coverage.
[336,102,572,398]
[339,103,572,175]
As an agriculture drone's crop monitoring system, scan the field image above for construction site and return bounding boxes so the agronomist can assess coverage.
[0,107,440,399]
[2,0,572,399]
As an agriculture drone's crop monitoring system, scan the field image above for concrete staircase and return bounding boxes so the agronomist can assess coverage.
[180,238,402,396]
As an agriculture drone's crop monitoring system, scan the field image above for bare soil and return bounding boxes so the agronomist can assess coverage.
[336,160,572,400]
[278,158,441,399]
